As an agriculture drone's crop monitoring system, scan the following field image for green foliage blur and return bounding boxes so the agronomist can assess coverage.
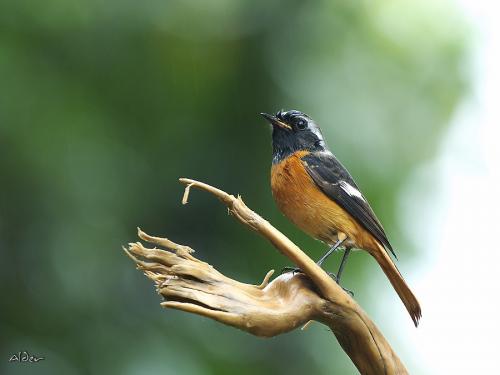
[1,0,467,374]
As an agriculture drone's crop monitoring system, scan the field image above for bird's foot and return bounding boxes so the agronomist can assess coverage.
[327,271,337,279]
[282,268,354,296]
[326,272,354,296]
[340,286,354,297]
[281,266,303,275]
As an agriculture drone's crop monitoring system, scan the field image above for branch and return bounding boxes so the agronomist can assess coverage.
[124,178,408,375]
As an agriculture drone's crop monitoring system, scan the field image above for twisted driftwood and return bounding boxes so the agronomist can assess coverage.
[124,178,408,375]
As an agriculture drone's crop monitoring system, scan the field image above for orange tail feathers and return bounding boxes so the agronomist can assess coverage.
[371,243,422,327]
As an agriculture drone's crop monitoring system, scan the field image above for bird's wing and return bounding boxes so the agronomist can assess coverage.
[301,152,396,258]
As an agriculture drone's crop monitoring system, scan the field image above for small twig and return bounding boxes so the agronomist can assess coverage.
[256,269,275,289]
[182,183,194,205]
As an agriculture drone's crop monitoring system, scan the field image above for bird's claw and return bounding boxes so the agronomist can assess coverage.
[326,272,354,296]
[282,268,354,296]
[281,266,303,275]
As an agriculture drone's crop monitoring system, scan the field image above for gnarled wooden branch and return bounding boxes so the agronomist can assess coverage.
[124,178,408,375]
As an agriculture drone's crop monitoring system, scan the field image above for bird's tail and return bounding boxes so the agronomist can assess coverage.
[371,242,422,327]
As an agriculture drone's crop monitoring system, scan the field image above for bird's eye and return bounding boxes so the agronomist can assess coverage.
[296,119,307,130]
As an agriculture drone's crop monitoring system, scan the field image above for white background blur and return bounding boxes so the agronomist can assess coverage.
[380,1,500,373]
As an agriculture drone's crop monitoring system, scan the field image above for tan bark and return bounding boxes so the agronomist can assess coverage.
[124,178,408,375]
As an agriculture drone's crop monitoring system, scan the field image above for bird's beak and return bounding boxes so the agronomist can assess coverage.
[260,113,292,130]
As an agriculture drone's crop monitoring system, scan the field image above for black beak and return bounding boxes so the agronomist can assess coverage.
[260,112,292,130]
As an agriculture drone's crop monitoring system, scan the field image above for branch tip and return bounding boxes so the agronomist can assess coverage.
[301,320,314,331]
[123,246,140,263]
[256,269,275,289]
[182,183,195,205]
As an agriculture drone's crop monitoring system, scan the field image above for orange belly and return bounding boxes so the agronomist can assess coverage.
[271,152,373,249]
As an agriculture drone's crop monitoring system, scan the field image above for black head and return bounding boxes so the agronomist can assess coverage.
[260,110,326,164]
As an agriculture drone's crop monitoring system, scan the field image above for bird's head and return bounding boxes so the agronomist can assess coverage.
[260,110,326,164]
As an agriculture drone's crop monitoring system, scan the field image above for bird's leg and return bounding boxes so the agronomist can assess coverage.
[282,235,345,275]
[333,247,353,296]
[316,233,354,296]
[336,247,351,284]
[317,235,346,267]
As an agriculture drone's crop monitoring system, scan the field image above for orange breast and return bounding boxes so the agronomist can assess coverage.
[271,152,370,248]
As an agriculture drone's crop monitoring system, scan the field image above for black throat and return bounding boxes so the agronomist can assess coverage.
[271,129,326,164]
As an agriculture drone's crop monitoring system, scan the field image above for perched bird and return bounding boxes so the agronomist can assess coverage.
[261,109,422,326]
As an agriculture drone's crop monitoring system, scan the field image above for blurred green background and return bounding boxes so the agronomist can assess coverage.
[0,0,467,374]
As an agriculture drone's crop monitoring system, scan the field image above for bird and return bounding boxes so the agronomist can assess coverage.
[260,109,422,326]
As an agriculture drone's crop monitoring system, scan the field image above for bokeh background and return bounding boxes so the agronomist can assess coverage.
[1,0,498,374]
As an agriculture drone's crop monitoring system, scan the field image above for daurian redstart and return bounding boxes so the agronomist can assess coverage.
[261,109,421,326]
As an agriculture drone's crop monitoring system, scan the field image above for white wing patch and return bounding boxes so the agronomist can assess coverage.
[339,181,365,201]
